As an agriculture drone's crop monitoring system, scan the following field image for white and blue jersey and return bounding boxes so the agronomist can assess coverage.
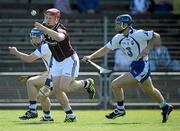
[106,27,154,83]
[33,41,53,87]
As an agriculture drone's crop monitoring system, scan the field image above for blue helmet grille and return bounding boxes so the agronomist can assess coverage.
[30,28,44,37]
[30,28,44,46]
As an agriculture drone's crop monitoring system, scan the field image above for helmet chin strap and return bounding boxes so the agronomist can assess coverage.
[119,27,128,33]
[118,22,129,34]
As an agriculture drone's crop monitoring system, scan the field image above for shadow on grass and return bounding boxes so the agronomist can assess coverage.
[11,120,59,125]
[103,122,142,125]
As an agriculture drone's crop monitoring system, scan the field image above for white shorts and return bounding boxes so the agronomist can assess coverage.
[52,53,79,77]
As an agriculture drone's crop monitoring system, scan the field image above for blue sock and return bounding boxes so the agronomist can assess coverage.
[65,110,73,115]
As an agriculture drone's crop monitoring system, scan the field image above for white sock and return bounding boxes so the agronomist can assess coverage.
[67,114,76,118]
[117,105,125,110]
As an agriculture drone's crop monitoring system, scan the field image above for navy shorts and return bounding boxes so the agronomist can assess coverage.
[130,59,150,83]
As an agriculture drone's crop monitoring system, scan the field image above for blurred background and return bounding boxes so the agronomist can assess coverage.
[0,0,180,109]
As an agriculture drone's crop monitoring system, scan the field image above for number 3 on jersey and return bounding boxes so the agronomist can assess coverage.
[126,47,133,57]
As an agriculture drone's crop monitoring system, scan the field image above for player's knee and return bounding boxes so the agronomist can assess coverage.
[53,84,66,93]
[38,95,47,101]
[26,78,34,87]
[111,80,124,91]
[53,79,73,93]
[143,86,156,94]
[151,87,158,94]
[60,86,71,92]
[111,80,119,89]
[52,82,60,91]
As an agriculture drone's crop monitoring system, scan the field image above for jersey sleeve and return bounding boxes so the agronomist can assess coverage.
[40,44,51,57]
[140,30,154,40]
[33,44,50,58]
[106,35,120,50]
[33,46,42,58]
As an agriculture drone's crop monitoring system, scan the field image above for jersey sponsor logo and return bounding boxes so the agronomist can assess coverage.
[133,70,137,75]
[65,73,70,75]
[110,40,112,45]
[143,31,148,36]
[130,41,134,45]
[140,73,146,78]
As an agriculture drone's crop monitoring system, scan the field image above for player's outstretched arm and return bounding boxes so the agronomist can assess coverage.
[8,46,38,63]
[82,46,111,62]
[34,22,65,42]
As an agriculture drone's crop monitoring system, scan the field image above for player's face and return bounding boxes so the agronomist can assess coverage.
[44,14,59,28]
[115,23,121,31]
[31,36,42,46]
[115,23,128,33]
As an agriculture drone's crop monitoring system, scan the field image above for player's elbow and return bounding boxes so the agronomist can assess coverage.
[156,33,161,45]
[23,58,34,63]
[24,59,33,63]
[57,33,66,42]
[153,32,161,47]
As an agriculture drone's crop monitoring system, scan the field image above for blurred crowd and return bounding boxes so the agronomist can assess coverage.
[25,0,180,15]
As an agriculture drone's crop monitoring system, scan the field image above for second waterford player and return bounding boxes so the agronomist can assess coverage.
[82,14,173,123]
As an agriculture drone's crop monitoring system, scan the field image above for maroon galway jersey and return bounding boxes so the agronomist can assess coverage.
[44,23,75,62]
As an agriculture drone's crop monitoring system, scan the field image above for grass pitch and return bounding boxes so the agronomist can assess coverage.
[0,109,179,131]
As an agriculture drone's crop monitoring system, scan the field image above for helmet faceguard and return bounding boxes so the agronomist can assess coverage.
[30,28,44,47]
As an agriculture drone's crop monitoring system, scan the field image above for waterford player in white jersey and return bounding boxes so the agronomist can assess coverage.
[82,14,173,123]
[9,28,54,121]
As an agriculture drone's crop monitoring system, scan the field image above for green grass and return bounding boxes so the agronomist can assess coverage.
[0,109,179,131]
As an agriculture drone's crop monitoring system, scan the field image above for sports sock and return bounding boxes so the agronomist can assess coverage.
[160,101,169,110]
[65,109,73,114]
[29,101,37,113]
[43,110,51,119]
[81,80,88,88]
[116,101,125,110]
[64,107,75,118]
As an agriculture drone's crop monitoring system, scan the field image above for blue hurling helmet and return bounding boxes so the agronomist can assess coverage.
[30,28,44,46]
[115,14,133,26]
